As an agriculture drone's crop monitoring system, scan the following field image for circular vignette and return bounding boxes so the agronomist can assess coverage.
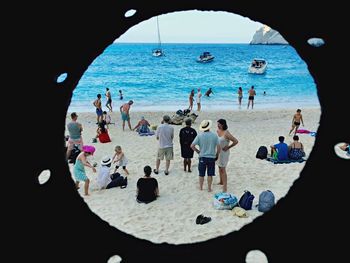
[39,3,338,263]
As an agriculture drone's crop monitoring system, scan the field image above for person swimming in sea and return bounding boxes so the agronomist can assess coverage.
[205,88,213,97]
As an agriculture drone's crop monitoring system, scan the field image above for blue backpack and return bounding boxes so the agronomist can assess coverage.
[238,190,255,210]
[258,190,275,212]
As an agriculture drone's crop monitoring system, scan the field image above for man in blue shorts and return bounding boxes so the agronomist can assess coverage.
[93,94,103,124]
[191,120,221,192]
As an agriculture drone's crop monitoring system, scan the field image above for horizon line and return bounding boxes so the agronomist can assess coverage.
[114,42,251,44]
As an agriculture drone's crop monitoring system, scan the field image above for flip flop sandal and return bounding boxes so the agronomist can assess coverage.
[200,216,211,225]
[196,214,204,224]
[164,171,169,175]
[153,169,159,174]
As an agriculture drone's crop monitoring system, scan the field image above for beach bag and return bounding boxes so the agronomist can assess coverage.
[176,109,184,116]
[106,173,128,189]
[256,146,268,159]
[68,145,81,164]
[188,113,198,123]
[238,190,255,210]
[258,190,275,212]
[170,114,184,125]
[213,192,238,210]
[183,109,191,115]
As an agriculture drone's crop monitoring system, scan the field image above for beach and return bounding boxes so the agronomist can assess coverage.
[57,107,321,245]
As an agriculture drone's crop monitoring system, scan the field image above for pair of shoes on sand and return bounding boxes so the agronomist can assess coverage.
[196,214,211,225]
[153,169,169,175]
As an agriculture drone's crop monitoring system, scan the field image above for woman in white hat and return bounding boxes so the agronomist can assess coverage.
[96,156,112,189]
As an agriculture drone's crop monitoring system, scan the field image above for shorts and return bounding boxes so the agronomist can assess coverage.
[121,112,130,121]
[96,108,103,116]
[198,157,216,177]
[106,98,112,105]
[294,121,300,126]
[67,138,83,150]
[248,96,254,100]
[157,147,174,160]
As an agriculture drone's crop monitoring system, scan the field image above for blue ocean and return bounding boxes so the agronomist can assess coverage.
[68,43,319,112]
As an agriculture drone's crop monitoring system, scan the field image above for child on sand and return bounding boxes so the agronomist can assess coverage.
[112,145,129,175]
[73,145,96,196]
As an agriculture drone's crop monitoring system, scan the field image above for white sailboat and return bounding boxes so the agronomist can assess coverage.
[152,16,164,57]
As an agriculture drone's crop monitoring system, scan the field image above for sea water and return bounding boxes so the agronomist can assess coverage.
[68,43,319,112]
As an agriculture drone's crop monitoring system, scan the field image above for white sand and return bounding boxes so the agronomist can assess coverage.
[62,108,321,245]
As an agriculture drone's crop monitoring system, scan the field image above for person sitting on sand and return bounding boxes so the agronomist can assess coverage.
[270,136,289,161]
[133,116,153,135]
[339,143,349,152]
[102,111,112,128]
[96,156,112,189]
[73,145,96,196]
[339,143,350,156]
[95,120,111,143]
[288,135,305,160]
[136,165,159,204]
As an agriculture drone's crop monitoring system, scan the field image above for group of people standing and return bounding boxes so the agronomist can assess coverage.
[153,114,238,193]
[189,85,258,111]
[188,87,215,112]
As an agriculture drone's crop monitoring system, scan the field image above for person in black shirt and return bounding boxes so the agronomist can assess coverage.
[136,166,159,203]
[179,118,197,172]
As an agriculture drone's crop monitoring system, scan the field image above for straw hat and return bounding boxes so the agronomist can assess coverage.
[199,120,212,131]
[100,156,112,166]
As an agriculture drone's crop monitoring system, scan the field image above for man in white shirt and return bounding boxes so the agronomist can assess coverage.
[154,115,174,175]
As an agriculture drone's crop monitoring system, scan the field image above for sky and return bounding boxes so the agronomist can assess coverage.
[115,10,263,44]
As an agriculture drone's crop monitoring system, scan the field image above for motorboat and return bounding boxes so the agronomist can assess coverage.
[197,52,214,63]
[248,58,267,74]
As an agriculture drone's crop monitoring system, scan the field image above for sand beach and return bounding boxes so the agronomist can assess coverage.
[55,107,321,245]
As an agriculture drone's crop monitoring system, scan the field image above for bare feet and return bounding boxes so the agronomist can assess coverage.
[216,182,223,185]
[208,189,212,192]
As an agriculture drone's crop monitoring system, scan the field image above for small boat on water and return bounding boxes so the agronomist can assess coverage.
[248,58,267,74]
[197,52,214,63]
[152,49,163,57]
[152,16,164,57]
